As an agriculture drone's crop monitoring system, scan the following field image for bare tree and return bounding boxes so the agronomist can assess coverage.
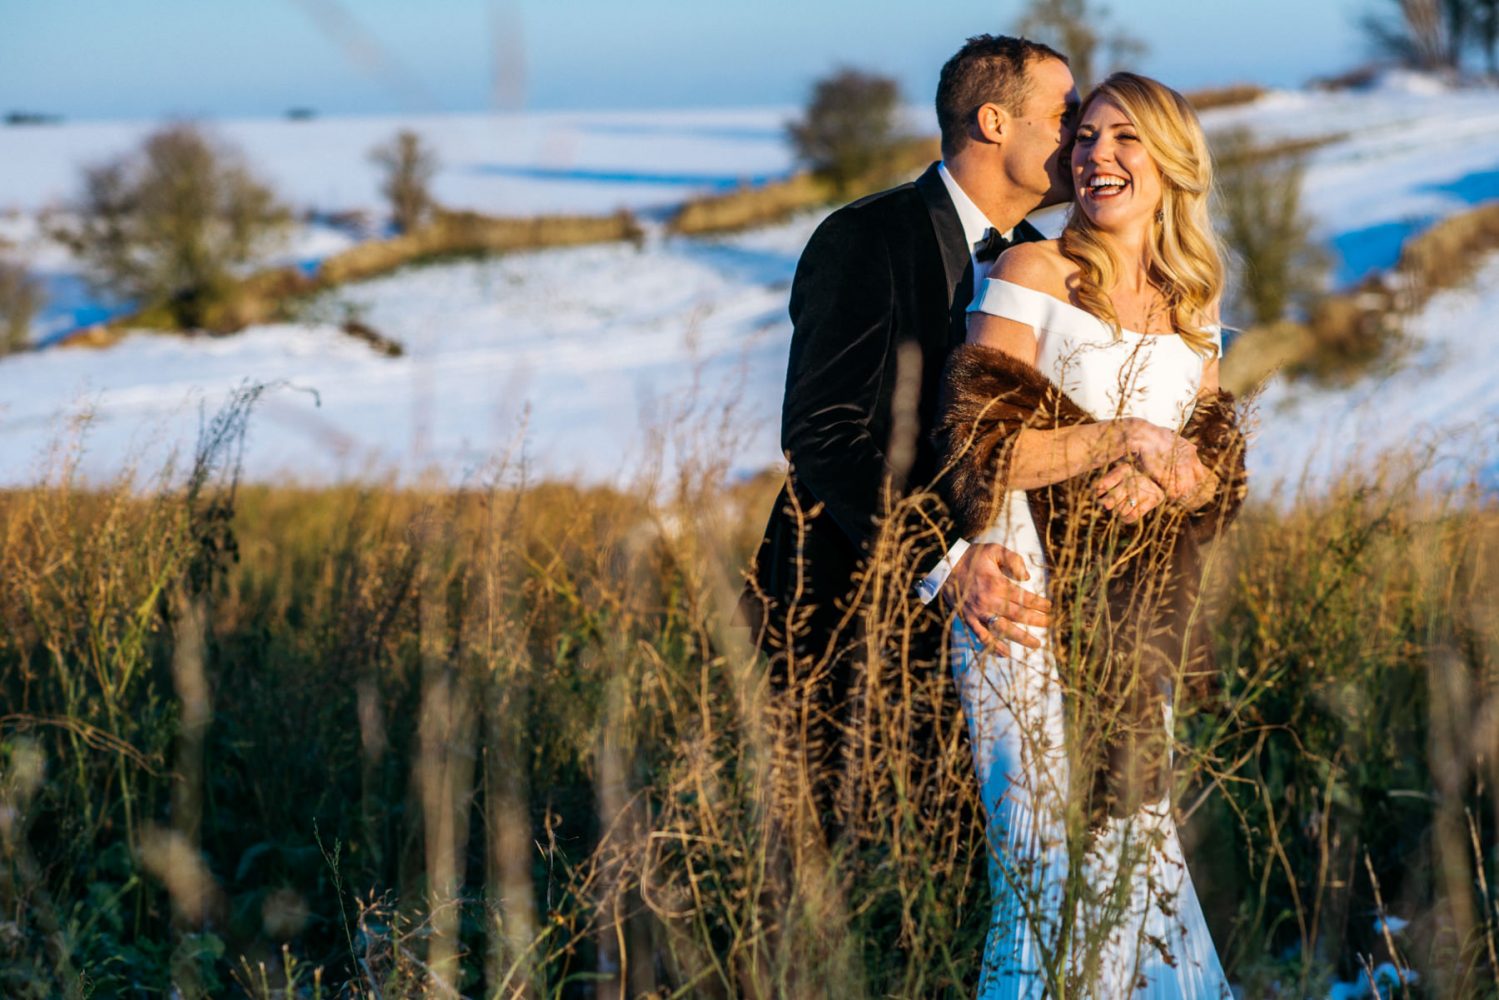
[1016,0,1146,94]
[55,123,287,329]
[1473,0,1499,73]
[1361,0,1466,70]
[370,130,439,234]
[787,69,903,194]
[0,261,40,354]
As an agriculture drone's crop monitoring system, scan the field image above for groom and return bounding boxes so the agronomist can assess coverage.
[744,35,1080,831]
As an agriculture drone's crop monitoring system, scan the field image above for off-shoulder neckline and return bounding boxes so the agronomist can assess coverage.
[977,277,1220,341]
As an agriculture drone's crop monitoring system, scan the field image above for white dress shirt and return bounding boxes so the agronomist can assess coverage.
[937,160,1012,262]
[916,164,1013,606]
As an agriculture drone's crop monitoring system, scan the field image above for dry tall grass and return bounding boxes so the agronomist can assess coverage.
[1398,199,1499,293]
[61,207,645,346]
[316,209,644,287]
[0,392,1494,997]
[0,260,40,354]
[668,137,939,237]
[1185,84,1268,111]
[1272,199,1499,387]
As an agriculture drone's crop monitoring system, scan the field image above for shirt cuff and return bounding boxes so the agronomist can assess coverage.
[915,538,971,605]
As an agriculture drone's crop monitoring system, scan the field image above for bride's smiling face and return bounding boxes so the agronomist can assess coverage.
[1071,99,1163,231]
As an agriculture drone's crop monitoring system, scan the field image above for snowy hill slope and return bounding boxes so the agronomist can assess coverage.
[0,78,1496,493]
[0,107,798,219]
[1210,73,1499,283]
[1248,256,1499,495]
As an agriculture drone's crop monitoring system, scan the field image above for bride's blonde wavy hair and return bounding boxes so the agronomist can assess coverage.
[1060,72,1224,356]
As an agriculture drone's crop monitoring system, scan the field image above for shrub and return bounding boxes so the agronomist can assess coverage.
[369,129,438,234]
[1213,127,1328,328]
[1184,83,1267,111]
[787,68,903,194]
[1292,291,1407,381]
[54,123,288,331]
[1212,128,1412,388]
[669,136,939,236]
[0,261,40,354]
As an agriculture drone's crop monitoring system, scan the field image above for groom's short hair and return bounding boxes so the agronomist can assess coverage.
[937,34,1068,158]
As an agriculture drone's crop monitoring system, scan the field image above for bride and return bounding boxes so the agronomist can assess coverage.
[935,72,1248,997]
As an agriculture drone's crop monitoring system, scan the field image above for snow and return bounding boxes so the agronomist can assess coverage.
[1326,961,1418,1000]
[1247,257,1499,496]
[1201,82,1499,282]
[1,75,1497,491]
[0,220,811,485]
[0,108,799,219]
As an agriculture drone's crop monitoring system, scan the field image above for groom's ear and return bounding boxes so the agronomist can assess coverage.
[974,102,1009,146]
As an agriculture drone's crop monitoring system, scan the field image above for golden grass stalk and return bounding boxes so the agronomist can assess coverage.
[0,387,1493,995]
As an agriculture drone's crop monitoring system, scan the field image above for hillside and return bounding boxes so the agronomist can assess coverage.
[1,74,1496,494]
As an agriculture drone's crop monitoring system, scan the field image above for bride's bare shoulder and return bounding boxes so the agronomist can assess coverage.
[987,240,1076,300]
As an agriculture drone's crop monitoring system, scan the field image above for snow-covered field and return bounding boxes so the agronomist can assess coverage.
[1248,256,1499,495]
[1,74,1496,494]
[0,107,800,219]
[1207,72,1499,284]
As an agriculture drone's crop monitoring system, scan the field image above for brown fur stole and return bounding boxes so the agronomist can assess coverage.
[933,342,1249,819]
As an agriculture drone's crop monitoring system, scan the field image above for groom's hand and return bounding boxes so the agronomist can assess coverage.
[940,543,1051,650]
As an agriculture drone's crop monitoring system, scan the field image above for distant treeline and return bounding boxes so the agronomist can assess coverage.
[4,111,63,126]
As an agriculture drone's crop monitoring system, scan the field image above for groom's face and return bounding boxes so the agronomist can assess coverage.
[1005,57,1080,210]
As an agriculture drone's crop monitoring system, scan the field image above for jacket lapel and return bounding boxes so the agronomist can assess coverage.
[914,162,970,310]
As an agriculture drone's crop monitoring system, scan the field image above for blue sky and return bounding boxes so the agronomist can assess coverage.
[1,0,1368,120]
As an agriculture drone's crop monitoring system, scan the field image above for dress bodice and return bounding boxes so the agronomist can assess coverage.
[968,278,1219,431]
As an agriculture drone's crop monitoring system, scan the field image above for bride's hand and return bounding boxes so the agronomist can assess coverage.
[1123,419,1208,502]
[1094,461,1167,523]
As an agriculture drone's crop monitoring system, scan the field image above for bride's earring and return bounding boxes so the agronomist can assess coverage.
[1154,207,1164,223]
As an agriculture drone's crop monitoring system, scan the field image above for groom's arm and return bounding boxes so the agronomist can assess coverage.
[780,210,897,554]
[779,210,1051,649]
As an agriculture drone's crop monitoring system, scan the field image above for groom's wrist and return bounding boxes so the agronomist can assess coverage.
[915,538,971,606]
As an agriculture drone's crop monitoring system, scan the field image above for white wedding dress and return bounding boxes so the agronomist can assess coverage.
[951,278,1232,998]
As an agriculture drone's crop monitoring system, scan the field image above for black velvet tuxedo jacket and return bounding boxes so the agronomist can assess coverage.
[744,161,1044,657]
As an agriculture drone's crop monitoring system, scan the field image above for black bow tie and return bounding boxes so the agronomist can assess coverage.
[974,227,1010,263]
